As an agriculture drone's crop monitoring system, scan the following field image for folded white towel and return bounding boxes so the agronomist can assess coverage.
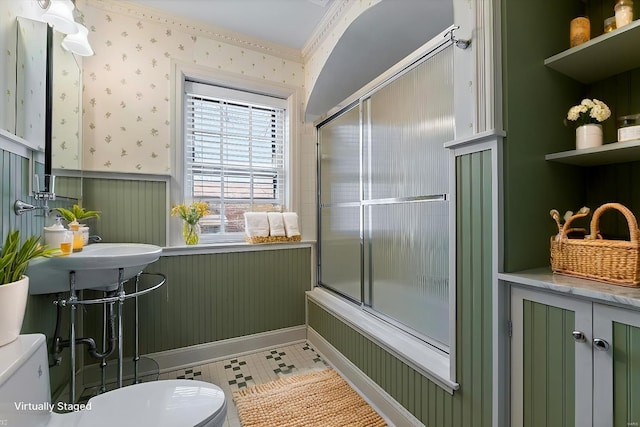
[282,212,301,238]
[244,212,270,237]
[267,212,286,237]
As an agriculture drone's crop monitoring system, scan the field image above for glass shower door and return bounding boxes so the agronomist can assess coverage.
[318,106,361,301]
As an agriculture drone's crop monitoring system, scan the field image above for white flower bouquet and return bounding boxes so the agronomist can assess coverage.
[566,98,611,126]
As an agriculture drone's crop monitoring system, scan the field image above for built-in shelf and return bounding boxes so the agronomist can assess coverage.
[545,138,640,166]
[544,19,640,83]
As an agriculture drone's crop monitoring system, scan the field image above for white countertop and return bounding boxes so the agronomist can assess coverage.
[499,267,640,311]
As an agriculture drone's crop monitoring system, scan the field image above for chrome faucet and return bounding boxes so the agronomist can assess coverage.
[14,199,51,216]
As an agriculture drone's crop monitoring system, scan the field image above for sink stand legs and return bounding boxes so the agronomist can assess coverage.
[100,296,108,394]
[59,269,166,404]
[117,268,124,389]
[133,273,141,384]
[69,271,77,405]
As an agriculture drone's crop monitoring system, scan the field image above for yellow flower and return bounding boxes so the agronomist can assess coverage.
[170,201,211,225]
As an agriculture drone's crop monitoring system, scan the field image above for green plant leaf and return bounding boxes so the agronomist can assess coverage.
[70,204,100,220]
[53,207,76,222]
[0,230,58,285]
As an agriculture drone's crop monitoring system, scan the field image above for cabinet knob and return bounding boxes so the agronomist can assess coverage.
[593,338,610,351]
[572,330,586,342]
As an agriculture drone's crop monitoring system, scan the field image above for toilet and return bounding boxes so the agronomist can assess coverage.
[0,334,227,427]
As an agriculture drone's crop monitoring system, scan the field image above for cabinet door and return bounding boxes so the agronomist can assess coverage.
[511,287,593,427]
[593,304,640,427]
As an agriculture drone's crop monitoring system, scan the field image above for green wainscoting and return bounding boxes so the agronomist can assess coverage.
[613,321,640,427]
[309,150,493,426]
[83,247,311,356]
[1,148,71,398]
[52,175,82,200]
[1,150,40,239]
[82,177,166,246]
[456,150,493,427]
[522,300,575,427]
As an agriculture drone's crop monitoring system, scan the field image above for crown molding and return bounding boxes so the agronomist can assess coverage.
[79,0,304,62]
[302,0,353,60]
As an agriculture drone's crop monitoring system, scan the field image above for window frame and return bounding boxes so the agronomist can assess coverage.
[184,82,288,242]
[170,60,301,246]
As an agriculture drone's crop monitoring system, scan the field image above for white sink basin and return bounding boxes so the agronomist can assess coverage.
[27,243,162,295]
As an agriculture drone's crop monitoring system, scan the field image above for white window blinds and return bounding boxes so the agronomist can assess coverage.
[184,81,287,236]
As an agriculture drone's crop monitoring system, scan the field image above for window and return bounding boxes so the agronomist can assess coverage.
[183,81,288,242]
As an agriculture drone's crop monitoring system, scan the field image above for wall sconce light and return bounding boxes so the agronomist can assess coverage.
[38,0,94,56]
[61,24,93,56]
[41,0,78,35]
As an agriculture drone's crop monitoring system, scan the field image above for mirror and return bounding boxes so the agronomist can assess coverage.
[16,17,47,147]
[50,30,82,171]
[16,17,83,194]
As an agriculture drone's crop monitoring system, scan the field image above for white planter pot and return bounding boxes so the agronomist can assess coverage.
[576,124,603,150]
[0,276,29,347]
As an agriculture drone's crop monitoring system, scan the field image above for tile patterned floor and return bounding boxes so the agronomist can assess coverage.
[66,342,327,425]
[157,341,328,427]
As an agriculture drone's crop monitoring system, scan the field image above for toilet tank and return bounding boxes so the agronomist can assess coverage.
[0,334,52,427]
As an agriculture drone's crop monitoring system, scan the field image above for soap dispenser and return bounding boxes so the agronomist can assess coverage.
[43,216,68,250]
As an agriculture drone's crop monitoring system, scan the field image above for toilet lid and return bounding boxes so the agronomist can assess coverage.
[68,380,226,427]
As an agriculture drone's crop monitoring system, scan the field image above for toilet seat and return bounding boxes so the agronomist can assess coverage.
[53,380,227,427]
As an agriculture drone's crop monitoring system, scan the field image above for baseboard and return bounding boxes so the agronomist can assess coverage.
[307,326,423,427]
[146,325,307,373]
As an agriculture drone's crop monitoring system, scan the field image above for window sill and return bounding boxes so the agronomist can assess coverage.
[162,240,315,256]
[307,287,459,394]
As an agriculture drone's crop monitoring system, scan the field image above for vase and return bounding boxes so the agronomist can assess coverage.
[182,222,200,245]
[0,276,29,347]
[576,124,603,150]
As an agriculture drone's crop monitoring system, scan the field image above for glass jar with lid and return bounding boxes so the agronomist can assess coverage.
[617,113,640,142]
[604,16,617,32]
[615,0,634,29]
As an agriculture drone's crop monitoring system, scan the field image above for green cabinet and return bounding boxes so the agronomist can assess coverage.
[511,286,640,427]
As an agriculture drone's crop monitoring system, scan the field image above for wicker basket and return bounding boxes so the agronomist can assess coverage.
[244,235,301,244]
[550,203,640,286]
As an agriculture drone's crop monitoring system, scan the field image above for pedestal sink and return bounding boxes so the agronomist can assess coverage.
[27,243,163,295]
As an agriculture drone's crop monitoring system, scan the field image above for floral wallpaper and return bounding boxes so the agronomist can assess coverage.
[80,0,305,174]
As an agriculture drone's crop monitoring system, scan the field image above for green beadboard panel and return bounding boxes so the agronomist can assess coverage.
[456,151,493,427]
[83,248,311,356]
[585,161,640,241]
[309,150,493,426]
[1,150,35,239]
[53,175,82,200]
[0,149,71,399]
[522,300,575,427]
[613,321,640,427]
[81,177,166,246]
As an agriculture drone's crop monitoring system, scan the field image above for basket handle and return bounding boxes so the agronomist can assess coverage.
[588,203,640,243]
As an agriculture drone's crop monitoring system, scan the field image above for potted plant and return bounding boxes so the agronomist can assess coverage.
[171,201,210,245]
[566,98,611,150]
[54,204,101,224]
[54,204,101,247]
[0,230,57,346]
